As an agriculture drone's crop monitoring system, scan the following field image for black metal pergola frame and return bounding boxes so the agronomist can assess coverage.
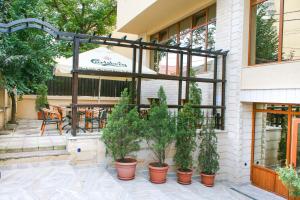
[0,18,229,136]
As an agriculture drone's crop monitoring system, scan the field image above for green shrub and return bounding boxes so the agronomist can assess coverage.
[277,166,300,197]
[101,89,143,161]
[145,86,175,167]
[35,84,48,111]
[189,70,204,127]
[174,103,197,171]
[198,117,219,174]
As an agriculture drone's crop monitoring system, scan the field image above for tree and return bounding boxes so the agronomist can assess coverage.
[189,69,204,127]
[145,86,175,166]
[198,117,219,175]
[0,0,117,123]
[174,103,197,171]
[0,0,60,123]
[255,3,279,64]
[40,0,117,56]
[102,89,143,161]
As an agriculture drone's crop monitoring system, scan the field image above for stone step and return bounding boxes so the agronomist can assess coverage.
[1,145,67,154]
[0,150,70,160]
[0,136,67,154]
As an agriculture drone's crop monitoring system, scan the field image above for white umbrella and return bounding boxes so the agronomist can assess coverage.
[54,47,156,80]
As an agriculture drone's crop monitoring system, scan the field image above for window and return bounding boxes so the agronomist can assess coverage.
[249,0,300,65]
[150,4,216,75]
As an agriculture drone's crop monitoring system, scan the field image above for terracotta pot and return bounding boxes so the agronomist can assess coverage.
[200,173,216,187]
[37,111,43,120]
[115,158,137,180]
[177,169,193,185]
[149,163,169,184]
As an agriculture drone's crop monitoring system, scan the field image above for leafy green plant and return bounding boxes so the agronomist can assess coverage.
[145,86,175,167]
[198,117,219,175]
[35,84,48,111]
[277,166,300,197]
[102,89,143,162]
[174,103,197,171]
[189,70,204,127]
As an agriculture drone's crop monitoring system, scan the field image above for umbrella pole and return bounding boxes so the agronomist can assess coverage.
[98,78,101,103]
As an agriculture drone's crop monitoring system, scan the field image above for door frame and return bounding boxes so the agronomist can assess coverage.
[251,103,300,197]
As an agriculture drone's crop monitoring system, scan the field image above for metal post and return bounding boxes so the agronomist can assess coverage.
[132,47,137,104]
[178,52,183,108]
[71,37,80,136]
[213,57,218,116]
[221,55,226,130]
[185,51,191,102]
[137,46,143,110]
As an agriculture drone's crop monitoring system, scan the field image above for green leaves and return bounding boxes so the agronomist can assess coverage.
[198,117,219,174]
[145,86,175,166]
[102,89,143,161]
[174,103,197,171]
[35,84,48,111]
[277,166,300,197]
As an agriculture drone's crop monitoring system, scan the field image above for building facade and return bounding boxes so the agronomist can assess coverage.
[117,0,300,198]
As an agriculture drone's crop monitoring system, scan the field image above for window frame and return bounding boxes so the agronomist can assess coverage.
[150,4,216,75]
[248,0,296,66]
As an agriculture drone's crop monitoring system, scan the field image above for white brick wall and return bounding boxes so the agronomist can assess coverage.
[241,89,300,104]
[215,0,251,183]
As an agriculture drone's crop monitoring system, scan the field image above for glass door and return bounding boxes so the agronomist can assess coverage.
[291,118,300,168]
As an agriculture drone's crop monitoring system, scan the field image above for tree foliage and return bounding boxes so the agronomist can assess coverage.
[145,86,175,166]
[0,0,117,122]
[255,3,279,64]
[189,69,204,127]
[198,117,219,174]
[40,0,117,56]
[174,103,197,171]
[35,84,49,111]
[0,0,60,123]
[102,89,143,161]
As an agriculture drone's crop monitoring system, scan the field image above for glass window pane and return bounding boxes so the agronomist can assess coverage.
[193,11,206,27]
[208,4,216,22]
[282,0,300,61]
[207,21,216,50]
[254,112,288,169]
[250,1,280,65]
[293,116,300,169]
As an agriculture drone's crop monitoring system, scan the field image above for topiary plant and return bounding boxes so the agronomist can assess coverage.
[189,69,204,127]
[277,165,300,197]
[198,116,220,175]
[101,89,143,162]
[174,103,197,171]
[145,86,175,167]
[35,84,48,111]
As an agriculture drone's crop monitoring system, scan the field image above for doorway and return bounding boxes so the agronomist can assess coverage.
[251,103,300,198]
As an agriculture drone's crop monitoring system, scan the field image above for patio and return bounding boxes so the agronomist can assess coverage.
[0,161,284,200]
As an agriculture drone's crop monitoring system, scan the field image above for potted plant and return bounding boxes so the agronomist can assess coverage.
[174,103,197,185]
[35,84,49,120]
[102,89,143,180]
[145,86,175,184]
[189,70,203,128]
[198,117,220,187]
[277,165,300,198]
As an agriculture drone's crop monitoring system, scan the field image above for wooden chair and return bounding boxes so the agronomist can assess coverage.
[40,108,63,136]
[85,108,108,131]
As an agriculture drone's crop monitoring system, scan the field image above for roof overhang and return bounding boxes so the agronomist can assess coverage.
[117,0,215,35]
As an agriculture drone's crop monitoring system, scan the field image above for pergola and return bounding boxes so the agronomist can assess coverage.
[0,18,229,136]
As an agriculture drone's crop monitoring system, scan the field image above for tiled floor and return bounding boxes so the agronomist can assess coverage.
[0,162,285,200]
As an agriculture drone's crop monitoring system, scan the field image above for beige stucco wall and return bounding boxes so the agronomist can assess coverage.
[117,0,215,35]
[117,0,156,31]
[241,61,300,90]
[16,95,119,120]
